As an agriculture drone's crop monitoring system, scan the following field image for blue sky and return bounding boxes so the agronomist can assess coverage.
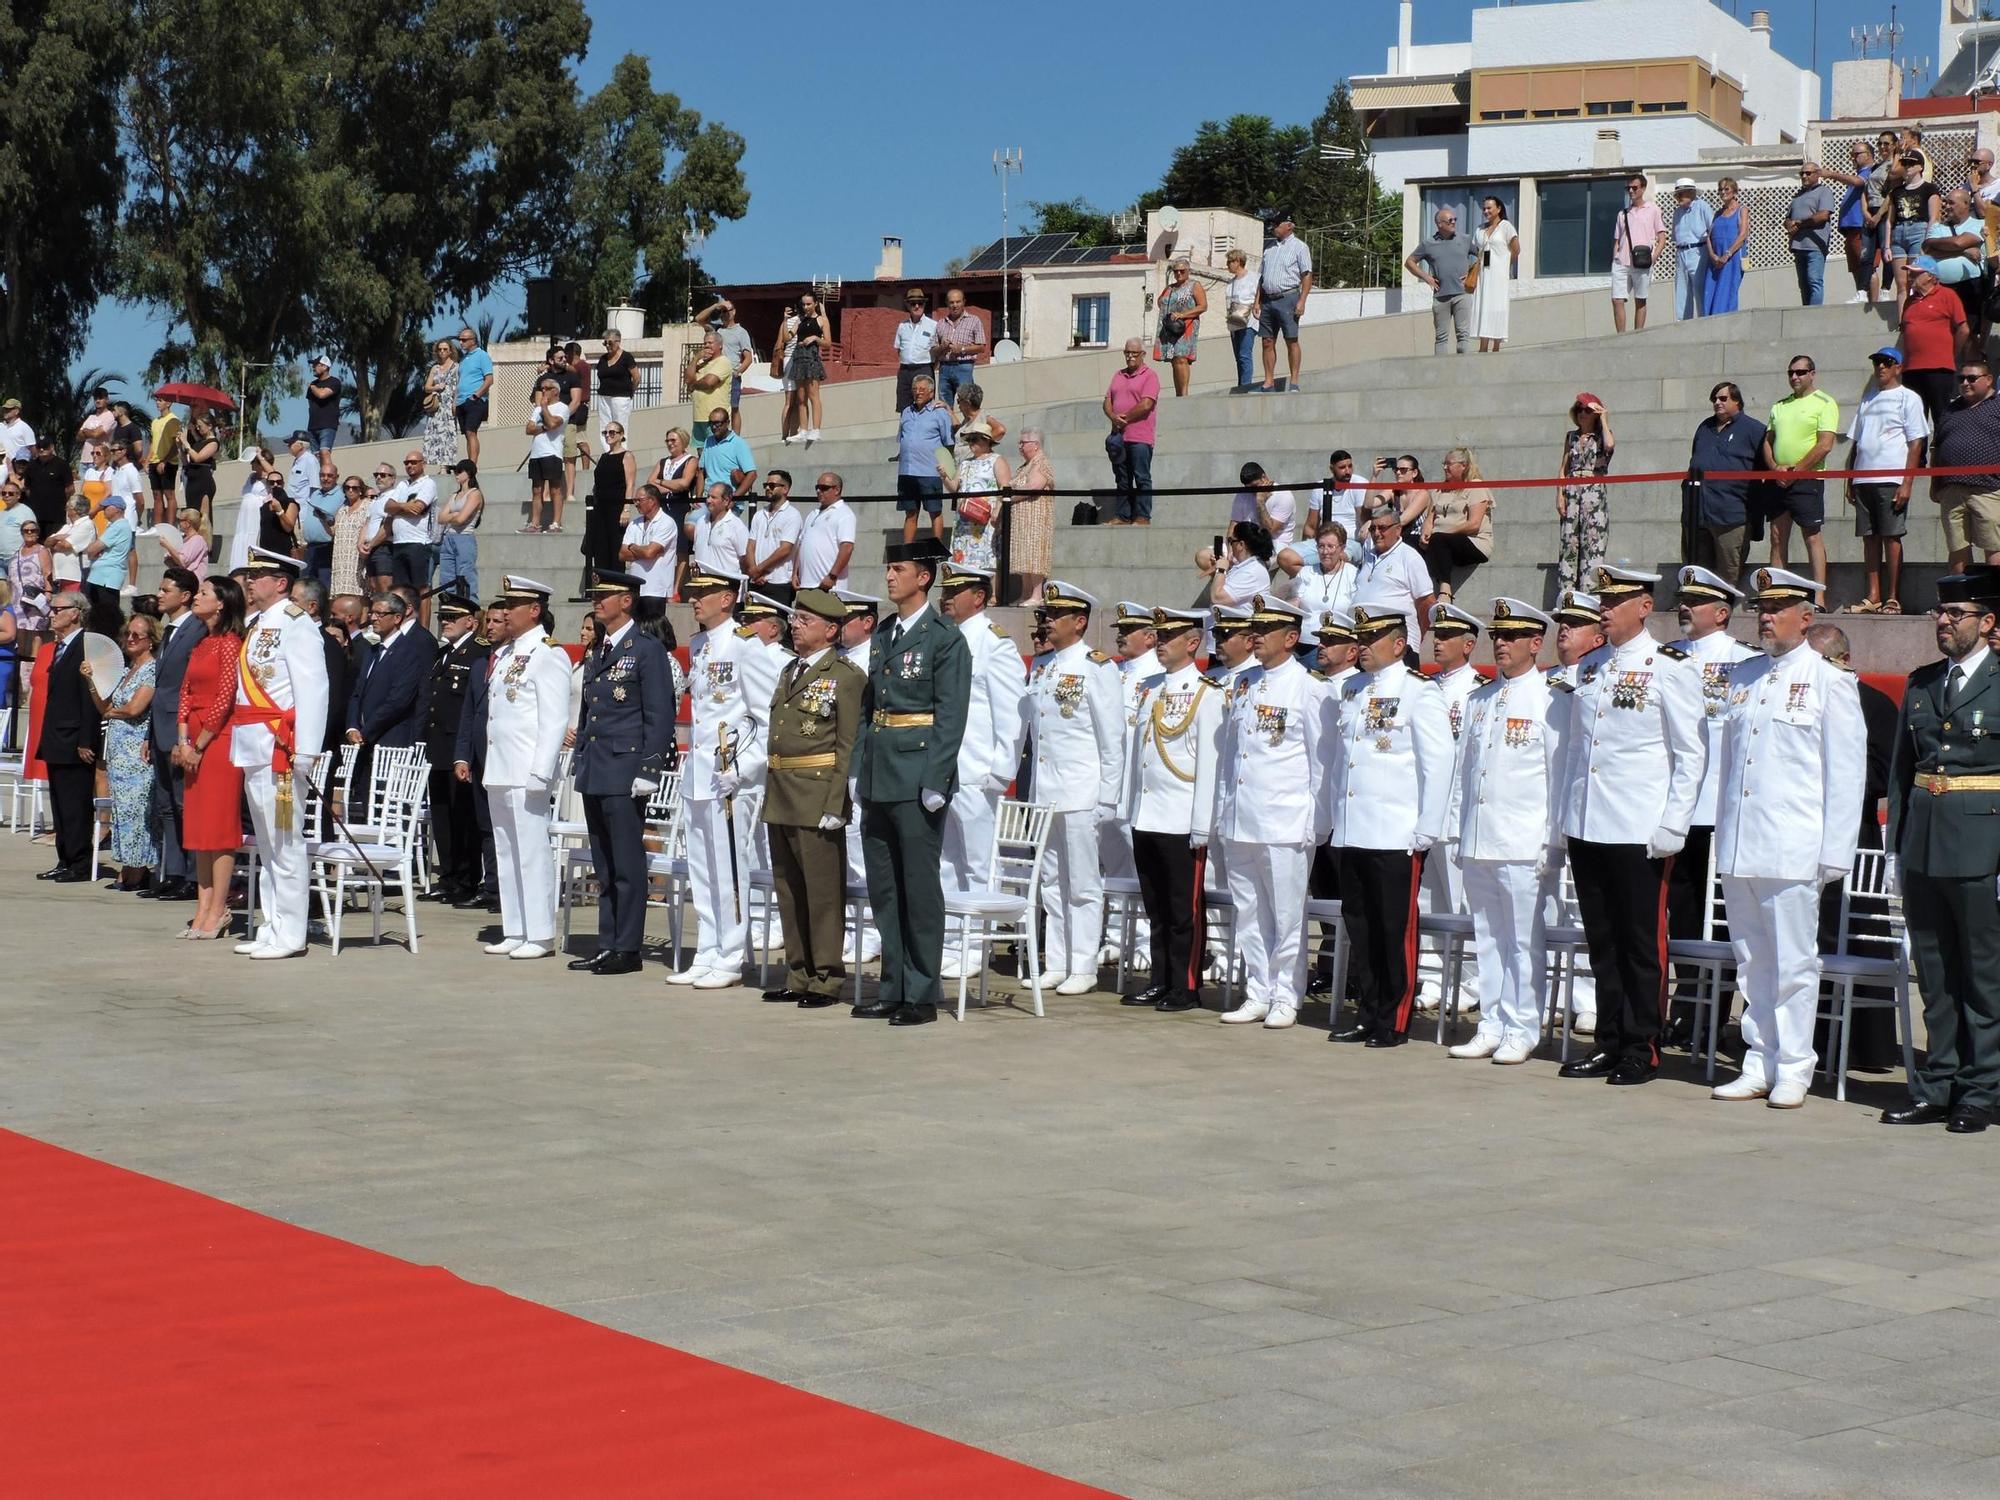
[77,0,1895,400]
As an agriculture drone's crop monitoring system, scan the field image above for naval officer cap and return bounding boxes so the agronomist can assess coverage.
[1487,597,1553,636]
[941,562,995,594]
[1247,594,1306,630]
[1150,605,1207,636]
[1552,588,1602,625]
[793,587,848,623]
[1350,602,1409,640]
[1677,564,1742,604]
[738,590,789,620]
[585,568,644,597]
[1592,562,1661,601]
[1210,602,1252,635]
[833,586,880,619]
[1037,579,1096,615]
[1114,599,1156,630]
[1429,600,1482,638]
[494,574,554,606]
[235,545,303,577]
[1316,608,1358,644]
[683,562,745,596]
[1746,566,1824,606]
[436,592,476,621]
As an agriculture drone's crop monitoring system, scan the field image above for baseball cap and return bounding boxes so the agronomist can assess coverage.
[1870,346,1904,364]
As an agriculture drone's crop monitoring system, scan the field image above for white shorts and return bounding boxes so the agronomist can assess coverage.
[1610,262,1653,301]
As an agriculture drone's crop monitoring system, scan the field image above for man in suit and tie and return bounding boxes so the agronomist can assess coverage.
[422,592,492,904]
[345,589,435,809]
[569,569,675,975]
[853,536,971,1026]
[291,577,352,754]
[1883,569,2000,1132]
[759,589,866,1007]
[145,566,203,901]
[34,590,102,881]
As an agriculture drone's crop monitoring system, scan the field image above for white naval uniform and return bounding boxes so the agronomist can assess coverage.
[481,632,574,944]
[1102,646,1160,959]
[1551,635,1706,847]
[1214,656,1333,1008]
[1418,661,1482,1001]
[943,610,1028,902]
[1025,640,1124,974]
[1202,657,1256,898]
[1677,629,1758,829]
[733,635,787,945]
[1124,664,1223,840]
[232,602,329,954]
[1713,645,1866,1089]
[1328,660,1454,852]
[1541,662,1594,1016]
[683,623,767,971]
[1450,667,1561,1049]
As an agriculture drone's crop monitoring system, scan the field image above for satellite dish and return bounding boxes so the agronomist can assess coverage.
[1158,206,1182,232]
[992,339,1022,364]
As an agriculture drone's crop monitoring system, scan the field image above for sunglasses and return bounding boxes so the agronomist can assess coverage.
[1787,368,1813,377]
[1962,373,1989,383]
[813,483,836,491]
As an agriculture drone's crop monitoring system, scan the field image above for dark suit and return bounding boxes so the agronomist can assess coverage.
[855,605,971,1012]
[347,624,436,806]
[426,629,492,896]
[34,630,103,873]
[454,647,499,897]
[320,627,352,754]
[1888,651,2000,1114]
[574,623,675,955]
[150,613,201,880]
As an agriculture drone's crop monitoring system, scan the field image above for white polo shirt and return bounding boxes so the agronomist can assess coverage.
[747,499,804,586]
[388,474,437,545]
[622,509,678,598]
[795,499,856,587]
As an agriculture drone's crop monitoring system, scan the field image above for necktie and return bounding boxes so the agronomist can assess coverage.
[887,621,903,650]
[1949,665,1968,708]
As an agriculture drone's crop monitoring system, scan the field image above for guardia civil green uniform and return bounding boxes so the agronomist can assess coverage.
[760,589,867,1005]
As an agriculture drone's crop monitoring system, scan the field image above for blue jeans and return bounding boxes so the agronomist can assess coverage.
[1230,326,1256,388]
[301,540,332,590]
[1106,434,1153,522]
[437,531,477,600]
[937,361,974,410]
[310,428,336,453]
[1674,246,1706,319]
[1793,246,1825,306]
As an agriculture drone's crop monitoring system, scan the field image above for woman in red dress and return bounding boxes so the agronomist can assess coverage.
[174,575,246,939]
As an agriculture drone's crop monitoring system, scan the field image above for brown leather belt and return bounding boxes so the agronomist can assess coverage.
[872,711,933,728]
[769,752,837,770]
[1922,772,2000,795]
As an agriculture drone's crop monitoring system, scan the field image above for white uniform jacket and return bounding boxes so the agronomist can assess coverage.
[955,609,1028,793]
[1675,629,1757,826]
[740,636,789,789]
[1552,635,1706,846]
[1216,656,1333,846]
[685,624,769,801]
[1328,659,1453,851]
[1122,663,1224,841]
[482,633,574,789]
[1449,668,1561,862]
[231,603,329,771]
[1026,640,1124,814]
[1434,663,1481,747]
[1713,646,1866,881]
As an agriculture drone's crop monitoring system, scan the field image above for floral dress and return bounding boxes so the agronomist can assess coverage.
[1558,428,1612,592]
[1155,280,1199,361]
[949,454,999,571]
[423,360,461,471]
[105,659,159,868]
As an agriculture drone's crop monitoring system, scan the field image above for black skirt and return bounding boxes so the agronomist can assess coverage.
[791,344,826,383]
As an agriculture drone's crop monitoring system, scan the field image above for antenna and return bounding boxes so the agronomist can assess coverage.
[1111,209,1140,240]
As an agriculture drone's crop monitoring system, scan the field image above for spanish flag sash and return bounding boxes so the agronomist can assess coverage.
[233,638,297,774]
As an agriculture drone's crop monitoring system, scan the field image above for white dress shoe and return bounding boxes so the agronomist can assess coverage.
[1766,1080,1808,1110]
[692,969,737,989]
[1036,969,1069,988]
[484,937,523,956]
[508,942,550,960]
[248,945,305,960]
[664,965,705,984]
[1219,999,1271,1023]
[1262,1003,1298,1029]
[938,954,967,979]
[1712,1075,1771,1102]
[1449,1035,1502,1060]
[1055,974,1095,996]
[1572,1011,1597,1035]
[1491,1041,1534,1065]
[232,936,267,955]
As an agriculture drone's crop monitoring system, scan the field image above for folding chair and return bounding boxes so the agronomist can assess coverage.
[941,799,1055,1020]
[1664,839,1730,1081]
[1818,848,1917,1102]
[312,756,428,955]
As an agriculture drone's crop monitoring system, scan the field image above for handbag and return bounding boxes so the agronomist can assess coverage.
[1071,499,1100,526]
[1623,208,1654,270]
[958,493,992,526]
[1461,250,1481,294]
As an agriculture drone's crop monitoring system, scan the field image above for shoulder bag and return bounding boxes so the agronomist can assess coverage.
[1623,209,1653,271]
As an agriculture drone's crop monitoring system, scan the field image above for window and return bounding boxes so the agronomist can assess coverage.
[1586,100,1634,115]
[1536,179,1629,277]
[1072,294,1110,347]
[1638,101,1686,113]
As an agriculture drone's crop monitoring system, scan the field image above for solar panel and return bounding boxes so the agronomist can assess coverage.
[961,231,1079,271]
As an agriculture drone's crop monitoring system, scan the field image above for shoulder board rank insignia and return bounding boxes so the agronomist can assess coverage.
[1087,649,1112,664]
[1200,673,1222,688]
[1309,668,1329,680]
[735,625,755,639]
[989,622,1010,638]
[1658,643,1689,661]
[283,603,306,619]
[543,635,557,647]
[1548,674,1575,693]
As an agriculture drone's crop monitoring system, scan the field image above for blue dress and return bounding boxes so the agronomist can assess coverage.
[1705,209,1745,315]
[105,659,158,868]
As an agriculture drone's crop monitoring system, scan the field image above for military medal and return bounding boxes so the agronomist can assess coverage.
[1448,700,1463,739]
[1504,717,1531,747]
[1611,671,1651,710]
[1054,673,1084,719]
[1786,681,1810,715]
[612,685,627,702]
[1254,703,1288,746]
[1702,663,1728,717]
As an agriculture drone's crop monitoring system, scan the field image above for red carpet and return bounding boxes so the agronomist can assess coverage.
[0,1130,1117,1497]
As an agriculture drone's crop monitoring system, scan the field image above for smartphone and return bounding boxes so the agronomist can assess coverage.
[1211,534,1224,561]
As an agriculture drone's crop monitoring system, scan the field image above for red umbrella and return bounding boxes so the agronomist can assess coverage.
[152,381,237,410]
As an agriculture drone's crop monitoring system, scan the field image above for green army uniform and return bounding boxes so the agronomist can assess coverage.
[760,591,867,1004]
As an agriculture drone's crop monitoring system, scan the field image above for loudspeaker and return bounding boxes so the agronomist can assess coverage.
[524,277,578,336]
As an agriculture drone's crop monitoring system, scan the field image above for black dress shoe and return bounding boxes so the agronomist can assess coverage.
[761,987,802,1003]
[1155,995,1203,1013]
[1881,1100,1951,1125]
[484,896,502,913]
[49,868,88,883]
[568,951,612,972]
[1121,988,1167,1007]
[1329,1024,1369,1043]
[160,881,198,902]
[797,994,842,1009]
[1306,972,1333,996]
[1660,1016,1695,1050]
[1607,1061,1657,1086]
[1559,1051,1617,1078]
[452,892,488,909]
[35,867,65,881]
[592,952,643,975]
[418,888,456,904]
[851,1000,900,1019]
[1364,1032,1407,1049]
[888,1002,937,1026]
[1949,1112,1992,1134]
[135,882,161,899]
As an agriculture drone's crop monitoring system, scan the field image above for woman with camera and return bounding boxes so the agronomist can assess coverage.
[1196,521,1275,608]
[1155,257,1207,398]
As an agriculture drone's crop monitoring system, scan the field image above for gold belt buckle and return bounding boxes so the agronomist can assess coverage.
[1927,772,1950,796]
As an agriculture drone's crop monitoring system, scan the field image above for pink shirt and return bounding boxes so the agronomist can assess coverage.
[1613,201,1665,267]
[1107,366,1161,446]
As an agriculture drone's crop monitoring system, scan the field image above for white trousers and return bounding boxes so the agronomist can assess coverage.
[1463,858,1548,1049]
[732,785,778,939]
[598,395,633,441]
[685,794,745,971]
[1040,809,1104,973]
[488,785,555,943]
[1224,838,1312,1007]
[1722,875,1822,1089]
[245,764,310,953]
[1099,813,1150,949]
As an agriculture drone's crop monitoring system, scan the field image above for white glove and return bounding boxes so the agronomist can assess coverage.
[1884,854,1900,895]
[920,788,947,813]
[525,773,550,794]
[631,776,659,798]
[1410,832,1437,854]
[1645,827,1687,860]
[817,814,843,831]
[1817,863,1847,889]
[1189,834,1208,852]
[1541,844,1566,877]
[981,773,1012,795]
[716,771,740,796]
[1094,801,1116,823]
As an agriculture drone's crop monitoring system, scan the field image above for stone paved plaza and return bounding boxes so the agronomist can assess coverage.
[7,834,2000,1499]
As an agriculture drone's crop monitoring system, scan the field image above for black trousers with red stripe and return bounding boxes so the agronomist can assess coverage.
[1568,838,1673,1068]
[1133,830,1205,1004]
[1340,847,1425,1039]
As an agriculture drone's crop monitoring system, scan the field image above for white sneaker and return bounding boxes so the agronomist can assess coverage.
[1766,1080,1808,1109]
[484,937,522,956]
[1847,290,1869,305]
[1572,1010,1597,1036]
[1449,1035,1502,1060]
[508,942,550,960]
[1055,973,1095,996]
[692,969,737,989]
[1036,969,1069,989]
[1262,1003,1298,1029]
[1492,1041,1534,1065]
[1220,999,1271,1023]
[806,428,821,442]
[781,433,797,444]
[664,965,705,984]
[1712,1075,1770,1102]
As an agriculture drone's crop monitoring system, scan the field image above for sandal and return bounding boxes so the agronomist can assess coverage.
[1842,600,1880,614]
[1883,598,1903,615]
[515,524,542,534]
[546,523,563,534]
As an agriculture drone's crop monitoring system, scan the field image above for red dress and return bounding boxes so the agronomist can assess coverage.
[178,631,245,853]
